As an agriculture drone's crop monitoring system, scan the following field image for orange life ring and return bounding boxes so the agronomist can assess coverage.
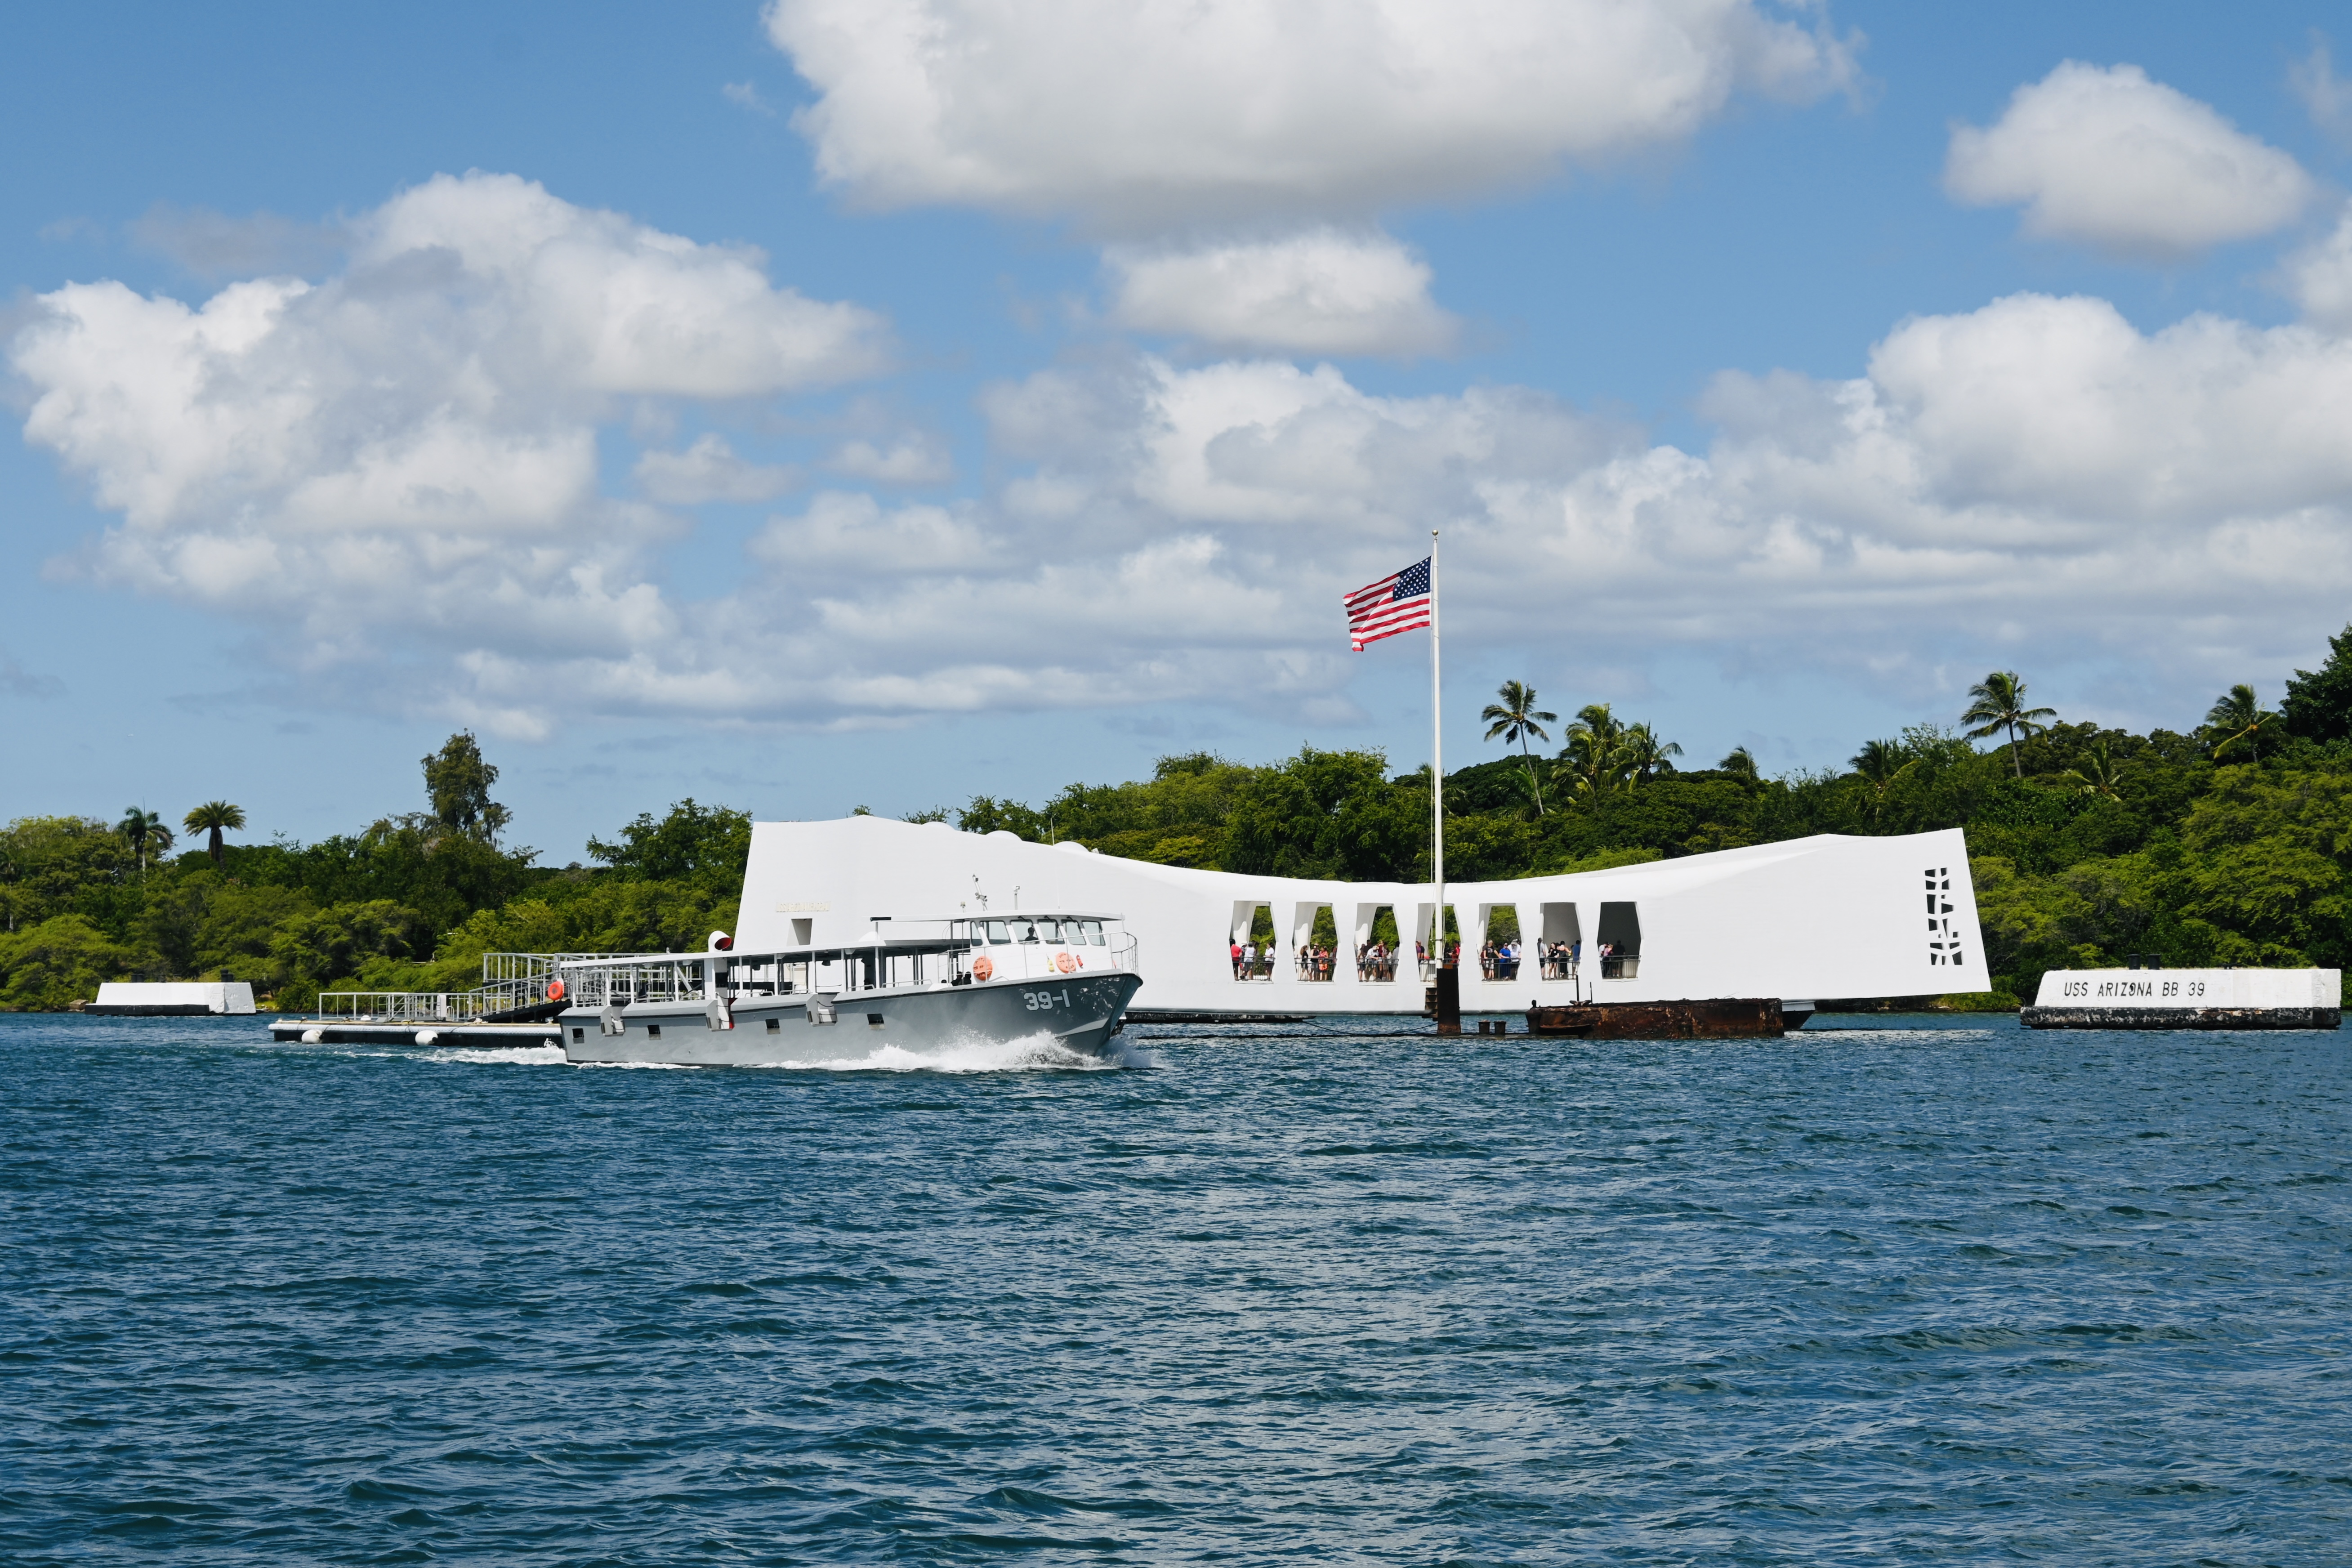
[973,955,994,981]
[1054,951,1078,974]
[546,979,566,1001]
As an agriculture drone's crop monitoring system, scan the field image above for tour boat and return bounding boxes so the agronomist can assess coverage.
[554,913,1142,1066]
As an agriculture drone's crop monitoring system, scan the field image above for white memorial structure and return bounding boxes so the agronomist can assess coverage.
[90,981,258,1016]
[735,817,1987,1016]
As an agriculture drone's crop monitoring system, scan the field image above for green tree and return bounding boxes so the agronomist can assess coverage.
[1850,738,1919,821]
[1554,703,1631,800]
[271,900,434,1000]
[118,807,172,875]
[2281,623,2352,742]
[182,801,246,867]
[2061,742,2125,801]
[1961,671,2057,778]
[1619,722,1683,784]
[0,816,136,934]
[2201,683,2276,763]
[421,733,510,843]
[586,800,752,887]
[1480,680,1557,815]
[0,915,131,1011]
[1717,746,1759,781]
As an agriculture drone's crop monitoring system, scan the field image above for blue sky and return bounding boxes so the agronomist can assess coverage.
[6,1,2352,862]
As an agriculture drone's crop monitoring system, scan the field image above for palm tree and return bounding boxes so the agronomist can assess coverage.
[1481,680,1557,815]
[118,807,172,875]
[1618,723,1683,784]
[2062,742,2125,800]
[1961,671,2057,778]
[1850,739,1918,820]
[183,801,246,868]
[2202,683,2276,763]
[1717,746,1759,782]
[1554,703,1632,800]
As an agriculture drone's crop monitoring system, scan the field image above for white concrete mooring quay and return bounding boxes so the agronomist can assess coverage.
[2022,968,2342,1031]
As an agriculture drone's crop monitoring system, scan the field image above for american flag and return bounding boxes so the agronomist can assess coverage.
[1343,557,1433,651]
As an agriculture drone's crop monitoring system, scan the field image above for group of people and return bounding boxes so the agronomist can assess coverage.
[1476,938,1523,981]
[1231,929,1604,983]
[1538,939,1584,980]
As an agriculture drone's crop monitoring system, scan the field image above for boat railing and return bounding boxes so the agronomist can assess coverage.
[1600,955,1640,979]
[316,951,621,1022]
[559,928,1143,1008]
[556,954,713,1009]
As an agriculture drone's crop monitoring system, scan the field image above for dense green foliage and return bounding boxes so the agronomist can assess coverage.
[0,741,748,1010]
[13,630,2352,1010]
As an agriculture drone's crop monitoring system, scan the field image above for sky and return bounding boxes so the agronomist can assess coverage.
[7,1,2352,862]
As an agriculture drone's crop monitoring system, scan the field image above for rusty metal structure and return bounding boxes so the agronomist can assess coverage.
[1524,997,1785,1040]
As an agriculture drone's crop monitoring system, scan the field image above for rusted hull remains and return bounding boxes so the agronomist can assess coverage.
[1526,997,1785,1040]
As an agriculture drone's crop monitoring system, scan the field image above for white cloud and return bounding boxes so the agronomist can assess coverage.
[2290,35,2352,145]
[636,434,800,504]
[764,0,1856,228]
[21,170,2352,732]
[722,80,775,115]
[753,490,989,570]
[2287,208,2352,334]
[826,433,954,484]
[7,172,889,731]
[1945,62,2315,259]
[1106,228,1457,356]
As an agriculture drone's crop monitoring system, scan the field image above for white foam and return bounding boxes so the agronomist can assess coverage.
[390,1029,1157,1073]
[753,1027,1158,1073]
[424,1044,570,1065]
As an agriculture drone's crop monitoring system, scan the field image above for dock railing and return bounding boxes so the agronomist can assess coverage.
[316,952,620,1022]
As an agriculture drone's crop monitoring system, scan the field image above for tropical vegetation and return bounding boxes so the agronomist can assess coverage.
[13,629,2352,1012]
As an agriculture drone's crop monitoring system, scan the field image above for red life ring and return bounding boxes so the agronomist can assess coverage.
[546,979,566,1001]
[973,956,995,981]
[1054,951,1078,974]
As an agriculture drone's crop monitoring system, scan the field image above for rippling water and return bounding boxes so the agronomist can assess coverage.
[4,1012,2348,1564]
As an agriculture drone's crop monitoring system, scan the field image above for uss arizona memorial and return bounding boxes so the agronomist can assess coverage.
[737,817,1989,1015]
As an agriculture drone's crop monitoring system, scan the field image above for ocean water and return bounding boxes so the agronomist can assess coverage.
[3,1013,2347,1565]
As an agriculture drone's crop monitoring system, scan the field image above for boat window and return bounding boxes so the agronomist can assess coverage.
[1014,920,1041,944]
[984,920,1011,944]
[1080,920,1105,946]
[1041,920,1066,945]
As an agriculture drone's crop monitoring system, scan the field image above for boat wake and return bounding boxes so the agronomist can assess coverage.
[750,1028,1160,1073]
[401,1033,1158,1072]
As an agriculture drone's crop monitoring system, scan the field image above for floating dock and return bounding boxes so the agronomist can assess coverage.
[267,1019,559,1048]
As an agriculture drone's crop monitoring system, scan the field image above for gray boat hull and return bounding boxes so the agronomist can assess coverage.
[558,970,1143,1066]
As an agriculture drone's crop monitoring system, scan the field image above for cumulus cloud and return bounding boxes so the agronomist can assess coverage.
[1946,62,2315,259]
[2290,35,2352,146]
[764,0,1857,229]
[636,434,800,504]
[2287,209,2352,333]
[7,172,889,732]
[19,171,2352,731]
[754,490,989,570]
[1106,228,1456,356]
[826,432,954,484]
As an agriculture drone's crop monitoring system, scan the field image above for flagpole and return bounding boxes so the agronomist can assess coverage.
[1430,527,1443,973]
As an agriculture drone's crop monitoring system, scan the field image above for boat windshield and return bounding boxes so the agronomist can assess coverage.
[963,918,1106,945]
